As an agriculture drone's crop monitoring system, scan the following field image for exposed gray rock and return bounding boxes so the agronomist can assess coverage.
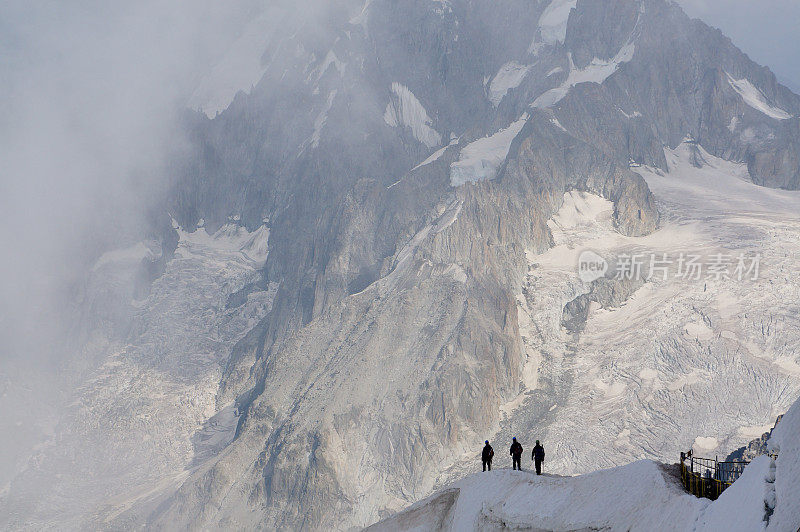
[726,415,783,463]
[562,275,644,334]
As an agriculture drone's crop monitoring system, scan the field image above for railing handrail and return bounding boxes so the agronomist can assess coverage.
[679,450,751,500]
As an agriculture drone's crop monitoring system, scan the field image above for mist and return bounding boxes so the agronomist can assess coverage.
[0,0,265,489]
[0,1,262,359]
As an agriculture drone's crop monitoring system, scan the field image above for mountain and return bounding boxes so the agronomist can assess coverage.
[2,0,800,529]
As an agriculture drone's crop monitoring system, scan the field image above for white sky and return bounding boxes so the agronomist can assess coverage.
[676,0,800,92]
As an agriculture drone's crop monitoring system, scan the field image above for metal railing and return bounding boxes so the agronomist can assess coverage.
[679,451,749,500]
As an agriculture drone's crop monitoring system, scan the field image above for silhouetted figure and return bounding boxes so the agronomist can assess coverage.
[510,437,523,470]
[532,440,545,475]
[482,440,494,471]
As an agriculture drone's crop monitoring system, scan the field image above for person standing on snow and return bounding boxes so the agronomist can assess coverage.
[532,440,545,475]
[510,437,523,470]
[482,440,494,471]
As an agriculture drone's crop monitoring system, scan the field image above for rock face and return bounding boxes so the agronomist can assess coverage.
[4,0,800,530]
[727,415,783,463]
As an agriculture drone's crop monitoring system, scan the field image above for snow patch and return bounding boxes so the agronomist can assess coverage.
[309,90,337,148]
[312,50,346,83]
[450,114,528,186]
[726,73,792,120]
[549,190,613,232]
[349,0,373,25]
[532,44,635,108]
[549,116,567,132]
[538,0,577,45]
[387,138,458,190]
[488,62,531,106]
[384,83,442,148]
[411,137,458,173]
[619,108,642,119]
[693,436,719,452]
[639,368,658,380]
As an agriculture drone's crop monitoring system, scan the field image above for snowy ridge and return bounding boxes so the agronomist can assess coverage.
[371,461,707,531]
[373,436,798,531]
[384,83,442,149]
[726,72,792,120]
[373,395,800,530]
[766,395,800,529]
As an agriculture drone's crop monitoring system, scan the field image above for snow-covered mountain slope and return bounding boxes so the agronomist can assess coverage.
[473,142,800,476]
[371,394,800,531]
[370,463,705,531]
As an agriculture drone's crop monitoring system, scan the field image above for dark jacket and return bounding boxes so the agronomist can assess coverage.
[532,444,545,462]
[482,444,494,461]
[510,441,523,457]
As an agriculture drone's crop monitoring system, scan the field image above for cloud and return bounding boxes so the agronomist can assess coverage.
[0,0,264,364]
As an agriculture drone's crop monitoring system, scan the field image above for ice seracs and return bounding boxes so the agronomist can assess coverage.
[174,220,271,266]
